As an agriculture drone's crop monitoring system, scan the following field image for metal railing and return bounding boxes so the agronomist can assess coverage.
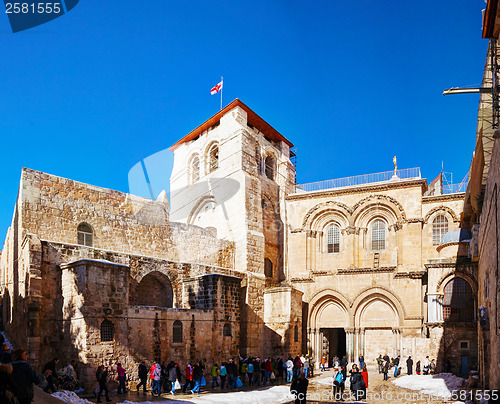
[295,167,422,193]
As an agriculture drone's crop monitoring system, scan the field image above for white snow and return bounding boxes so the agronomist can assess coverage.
[50,386,294,404]
[391,373,465,398]
[51,390,94,404]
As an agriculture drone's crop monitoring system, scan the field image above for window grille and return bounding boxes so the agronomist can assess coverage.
[264,258,273,278]
[432,215,448,245]
[443,278,474,322]
[77,223,93,247]
[100,320,114,342]
[173,320,183,343]
[223,323,231,336]
[207,144,219,173]
[327,225,340,253]
[371,220,386,250]
[265,155,275,180]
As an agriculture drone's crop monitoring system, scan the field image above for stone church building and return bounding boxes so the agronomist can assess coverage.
[0,99,477,385]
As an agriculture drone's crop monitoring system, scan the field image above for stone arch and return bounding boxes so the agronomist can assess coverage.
[187,195,217,225]
[302,201,352,229]
[436,272,477,295]
[309,289,352,329]
[352,287,406,326]
[136,271,174,308]
[423,206,460,224]
[205,141,219,173]
[352,195,406,227]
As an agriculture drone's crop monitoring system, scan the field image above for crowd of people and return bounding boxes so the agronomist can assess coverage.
[376,353,437,379]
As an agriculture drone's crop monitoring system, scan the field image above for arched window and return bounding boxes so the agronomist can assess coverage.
[223,322,231,336]
[371,220,386,250]
[100,320,114,342]
[294,325,299,342]
[264,258,273,278]
[265,154,275,180]
[77,223,93,247]
[327,224,340,253]
[433,215,449,245]
[443,278,474,322]
[189,154,200,184]
[207,143,219,173]
[173,320,183,343]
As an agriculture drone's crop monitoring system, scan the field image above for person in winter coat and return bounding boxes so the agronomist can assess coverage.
[350,367,366,400]
[182,363,193,393]
[42,357,59,393]
[150,363,156,390]
[9,348,51,404]
[290,372,308,404]
[361,364,369,390]
[247,360,254,386]
[393,355,400,378]
[423,356,430,375]
[406,356,414,375]
[95,365,111,403]
[152,363,162,396]
[416,360,421,375]
[430,359,436,375]
[293,356,302,378]
[116,362,127,394]
[136,361,148,393]
[382,359,390,381]
[191,361,203,394]
[253,358,261,386]
[358,355,365,370]
[219,362,227,389]
[168,364,178,394]
[332,364,342,400]
[210,364,219,388]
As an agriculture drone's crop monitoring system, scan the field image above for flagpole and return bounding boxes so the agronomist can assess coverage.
[220,76,223,111]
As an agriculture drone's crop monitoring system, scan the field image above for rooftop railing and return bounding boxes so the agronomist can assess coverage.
[295,167,422,193]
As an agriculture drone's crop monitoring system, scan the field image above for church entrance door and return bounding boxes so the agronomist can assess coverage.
[320,328,346,367]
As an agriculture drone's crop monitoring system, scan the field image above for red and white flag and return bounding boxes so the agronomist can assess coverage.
[211,80,223,95]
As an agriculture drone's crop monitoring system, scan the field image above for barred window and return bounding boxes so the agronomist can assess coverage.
[207,144,219,173]
[77,223,93,247]
[432,215,448,245]
[371,220,386,250]
[173,320,183,343]
[327,224,340,253]
[443,278,474,322]
[223,323,231,336]
[264,258,273,278]
[189,154,200,184]
[265,155,275,180]
[100,320,114,342]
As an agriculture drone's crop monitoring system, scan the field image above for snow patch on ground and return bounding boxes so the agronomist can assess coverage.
[49,386,294,404]
[51,390,94,403]
[311,376,333,386]
[391,373,465,398]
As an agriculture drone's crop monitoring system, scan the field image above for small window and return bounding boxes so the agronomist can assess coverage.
[264,258,273,278]
[327,224,340,253]
[223,323,231,336]
[189,154,200,184]
[77,223,93,247]
[371,220,386,250]
[265,155,275,180]
[100,320,114,342]
[433,215,449,245]
[173,320,183,343]
[294,325,299,342]
[207,144,219,173]
[459,341,469,350]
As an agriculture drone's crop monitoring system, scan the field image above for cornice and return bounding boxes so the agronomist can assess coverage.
[290,277,314,283]
[337,266,396,275]
[287,179,427,201]
[422,193,466,203]
[393,270,426,279]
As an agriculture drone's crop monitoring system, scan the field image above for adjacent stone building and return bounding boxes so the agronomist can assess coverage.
[0,98,476,386]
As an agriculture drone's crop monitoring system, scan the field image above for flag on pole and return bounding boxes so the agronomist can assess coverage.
[211,80,223,95]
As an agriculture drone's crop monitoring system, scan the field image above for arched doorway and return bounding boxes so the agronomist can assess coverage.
[309,292,350,367]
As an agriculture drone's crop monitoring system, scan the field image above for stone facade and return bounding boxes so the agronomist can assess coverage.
[0,99,477,385]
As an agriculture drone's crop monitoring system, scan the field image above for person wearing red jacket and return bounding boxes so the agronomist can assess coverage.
[182,363,193,393]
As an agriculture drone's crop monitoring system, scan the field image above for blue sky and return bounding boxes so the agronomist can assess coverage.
[0,0,488,243]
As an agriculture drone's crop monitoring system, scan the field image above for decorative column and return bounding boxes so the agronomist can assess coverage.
[345,328,354,363]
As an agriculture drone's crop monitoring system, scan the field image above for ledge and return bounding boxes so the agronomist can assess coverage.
[337,266,396,275]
